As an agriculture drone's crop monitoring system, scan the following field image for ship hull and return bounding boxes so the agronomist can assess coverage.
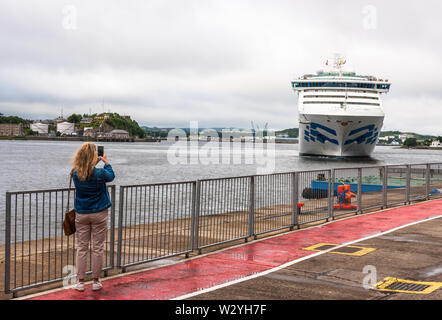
[299,114,384,158]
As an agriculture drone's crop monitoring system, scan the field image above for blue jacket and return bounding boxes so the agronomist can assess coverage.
[72,163,115,214]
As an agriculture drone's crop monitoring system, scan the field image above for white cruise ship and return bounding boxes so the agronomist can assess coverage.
[291,56,391,158]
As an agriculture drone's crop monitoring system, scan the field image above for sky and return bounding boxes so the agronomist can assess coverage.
[0,0,441,134]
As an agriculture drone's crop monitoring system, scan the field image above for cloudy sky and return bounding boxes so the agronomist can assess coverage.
[0,0,441,134]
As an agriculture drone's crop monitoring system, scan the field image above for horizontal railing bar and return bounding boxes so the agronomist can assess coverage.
[117,251,193,269]
[7,185,116,195]
[197,236,249,251]
[120,181,196,188]
[254,225,292,237]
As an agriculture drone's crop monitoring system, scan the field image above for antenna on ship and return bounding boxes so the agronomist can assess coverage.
[332,53,347,77]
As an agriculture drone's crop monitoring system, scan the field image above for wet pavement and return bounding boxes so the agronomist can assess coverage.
[22,199,442,300]
[187,218,442,300]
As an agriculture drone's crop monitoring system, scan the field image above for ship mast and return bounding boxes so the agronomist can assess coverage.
[332,53,346,77]
[332,54,348,109]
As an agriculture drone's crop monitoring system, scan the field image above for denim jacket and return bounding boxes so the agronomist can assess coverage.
[72,163,115,214]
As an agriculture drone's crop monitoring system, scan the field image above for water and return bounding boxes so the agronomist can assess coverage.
[1,139,442,195]
[1,140,442,243]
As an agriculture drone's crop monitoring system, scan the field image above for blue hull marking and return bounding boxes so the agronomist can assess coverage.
[304,122,339,145]
[344,124,378,145]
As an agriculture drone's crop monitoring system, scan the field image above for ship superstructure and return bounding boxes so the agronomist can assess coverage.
[291,55,391,157]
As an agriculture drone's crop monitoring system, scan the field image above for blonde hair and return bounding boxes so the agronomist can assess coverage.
[72,142,98,181]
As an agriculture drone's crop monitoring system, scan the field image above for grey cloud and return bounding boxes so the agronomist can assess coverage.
[0,0,441,135]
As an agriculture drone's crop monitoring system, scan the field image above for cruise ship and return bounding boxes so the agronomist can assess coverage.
[291,56,391,158]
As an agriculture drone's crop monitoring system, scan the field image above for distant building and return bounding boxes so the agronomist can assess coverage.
[30,123,49,135]
[38,119,56,125]
[94,113,112,121]
[57,122,75,136]
[0,123,24,137]
[83,127,96,138]
[106,129,130,139]
[80,117,93,124]
[430,140,442,148]
[54,116,66,123]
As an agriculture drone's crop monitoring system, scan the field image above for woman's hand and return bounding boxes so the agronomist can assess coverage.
[99,153,108,164]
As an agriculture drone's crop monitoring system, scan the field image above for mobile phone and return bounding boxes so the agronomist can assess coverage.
[97,146,104,157]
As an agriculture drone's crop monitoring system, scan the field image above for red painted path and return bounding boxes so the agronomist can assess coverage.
[29,199,442,300]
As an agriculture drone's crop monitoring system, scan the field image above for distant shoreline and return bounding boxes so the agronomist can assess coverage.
[0,136,155,142]
[400,145,442,150]
[0,136,299,144]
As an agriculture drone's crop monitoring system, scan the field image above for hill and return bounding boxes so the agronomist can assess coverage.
[275,128,299,138]
[74,113,146,138]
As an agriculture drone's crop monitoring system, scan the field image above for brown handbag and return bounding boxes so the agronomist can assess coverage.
[63,169,76,236]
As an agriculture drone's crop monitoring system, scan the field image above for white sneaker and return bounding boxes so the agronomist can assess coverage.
[74,282,85,292]
[92,281,103,291]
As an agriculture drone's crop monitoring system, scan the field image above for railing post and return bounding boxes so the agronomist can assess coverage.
[190,181,197,252]
[406,165,411,204]
[5,192,11,295]
[108,185,116,270]
[291,172,299,229]
[328,169,334,221]
[194,180,201,253]
[382,166,388,208]
[116,186,124,269]
[357,168,362,213]
[248,176,255,239]
[426,164,430,200]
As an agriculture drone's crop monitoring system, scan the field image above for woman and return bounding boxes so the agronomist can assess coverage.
[71,142,115,292]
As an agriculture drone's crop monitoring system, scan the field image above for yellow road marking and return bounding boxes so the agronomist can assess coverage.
[302,242,376,256]
[374,277,442,294]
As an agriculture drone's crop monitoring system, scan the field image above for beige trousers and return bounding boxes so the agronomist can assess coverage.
[75,209,108,280]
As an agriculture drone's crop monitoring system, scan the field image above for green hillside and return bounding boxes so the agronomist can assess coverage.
[276,128,299,138]
[74,113,146,138]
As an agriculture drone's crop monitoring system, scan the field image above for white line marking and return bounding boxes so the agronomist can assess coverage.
[172,214,442,300]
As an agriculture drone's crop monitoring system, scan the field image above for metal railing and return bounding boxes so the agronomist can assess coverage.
[4,162,442,297]
[116,182,195,270]
[4,185,116,296]
[195,176,251,252]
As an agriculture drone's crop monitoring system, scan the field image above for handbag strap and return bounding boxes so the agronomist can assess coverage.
[66,168,74,212]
